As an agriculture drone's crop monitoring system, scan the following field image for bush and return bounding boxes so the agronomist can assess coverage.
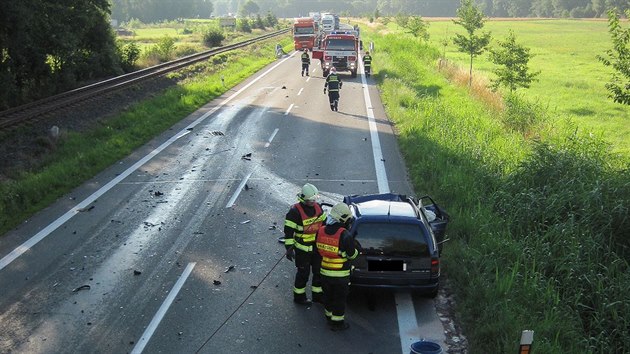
[174,44,199,57]
[118,41,140,72]
[264,11,278,28]
[237,18,252,33]
[203,27,225,47]
[254,14,265,29]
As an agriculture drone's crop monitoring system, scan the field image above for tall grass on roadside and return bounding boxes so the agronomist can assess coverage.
[362,25,630,354]
[0,38,293,237]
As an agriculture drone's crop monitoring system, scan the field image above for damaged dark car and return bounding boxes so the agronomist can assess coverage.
[343,193,449,298]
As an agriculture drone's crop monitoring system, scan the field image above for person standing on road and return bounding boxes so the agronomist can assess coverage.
[324,67,342,111]
[363,51,372,77]
[301,48,311,77]
[284,183,327,305]
[316,202,358,331]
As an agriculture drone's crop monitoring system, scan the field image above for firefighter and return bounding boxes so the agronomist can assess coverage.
[284,183,327,305]
[363,51,372,78]
[301,48,310,76]
[324,67,342,112]
[316,202,359,331]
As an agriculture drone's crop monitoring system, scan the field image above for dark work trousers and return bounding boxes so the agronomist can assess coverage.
[327,91,340,111]
[322,275,350,322]
[294,247,322,299]
[301,63,310,76]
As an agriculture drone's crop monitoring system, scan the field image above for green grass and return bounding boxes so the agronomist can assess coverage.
[361,19,630,353]
[0,36,294,237]
[424,18,629,155]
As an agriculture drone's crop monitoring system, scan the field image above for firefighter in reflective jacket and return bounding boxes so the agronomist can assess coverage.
[324,67,342,111]
[316,202,358,331]
[301,48,310,76]
[284,183,327,305]
[363,51,372,77]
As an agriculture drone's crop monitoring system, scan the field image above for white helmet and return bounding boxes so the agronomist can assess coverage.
[298,183,319,203]
[330,67,337,74]
[329,203,352,223]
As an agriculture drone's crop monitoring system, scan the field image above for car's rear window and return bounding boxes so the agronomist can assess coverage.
[354,222,428,257]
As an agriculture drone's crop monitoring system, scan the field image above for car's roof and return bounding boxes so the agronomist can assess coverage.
[354,199,417,219]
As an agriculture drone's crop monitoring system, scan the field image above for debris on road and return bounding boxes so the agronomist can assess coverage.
[133,270,142,275]
[213,280,221,285]
[72,285,91,292]
[241,153,252,160]
[225,265,235,273]
[77,205,95,212]
[240,220,251,224]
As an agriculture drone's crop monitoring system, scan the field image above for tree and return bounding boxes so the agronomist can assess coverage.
[239,0,260,17]
[404,16,430,41]
[489,30,540,93]
[263,11,278,28]
[0,0,121,109]
[452,0,491,87]
[597,8,630,105]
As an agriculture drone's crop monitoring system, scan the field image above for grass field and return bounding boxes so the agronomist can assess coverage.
[358,18,629,353]
[419,19,629,155]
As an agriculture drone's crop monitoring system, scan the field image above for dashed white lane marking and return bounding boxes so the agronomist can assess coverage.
[284,103,294,115]
[297,88,304,96]
[265,128,279,148]
[131,262,196,354]
[0,51,298,271]
[225,171,253,208]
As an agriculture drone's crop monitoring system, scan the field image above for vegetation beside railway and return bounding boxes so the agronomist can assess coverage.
[361,19,629,353]
[0,37,293,237]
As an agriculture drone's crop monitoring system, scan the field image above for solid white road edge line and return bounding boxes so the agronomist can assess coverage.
[360,60,389,194]
[360,57,418,354]
[131,262,196,354]
[0,52,297,272]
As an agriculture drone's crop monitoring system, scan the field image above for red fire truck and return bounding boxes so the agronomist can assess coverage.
[312,31,360,77]
[292,17,316,50]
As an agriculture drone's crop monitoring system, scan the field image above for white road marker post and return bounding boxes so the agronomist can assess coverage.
[519,330,534,354]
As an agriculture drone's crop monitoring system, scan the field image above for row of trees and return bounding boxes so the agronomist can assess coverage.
[0,0,121,110]
[111,0,214,23]
[449,0,629,104]
[111,0,630,20]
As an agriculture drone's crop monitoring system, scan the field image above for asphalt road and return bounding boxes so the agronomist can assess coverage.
[0,52,447,354]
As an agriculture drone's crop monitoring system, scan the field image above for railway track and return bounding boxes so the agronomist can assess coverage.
[0,28,289,131]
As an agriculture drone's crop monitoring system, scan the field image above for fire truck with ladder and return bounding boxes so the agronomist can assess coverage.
[312,30,360,77]
[292,17,317,50]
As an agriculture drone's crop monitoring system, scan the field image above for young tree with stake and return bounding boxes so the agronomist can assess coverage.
[489,30,540,93]
[452,0,491,87]
[597,8,630,105]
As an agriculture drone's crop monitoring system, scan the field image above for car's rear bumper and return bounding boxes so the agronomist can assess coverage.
[350,271,439,291]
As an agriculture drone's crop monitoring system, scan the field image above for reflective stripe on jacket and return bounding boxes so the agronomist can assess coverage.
[301,52,310,64]
[316,226,358,277]
[284,203,325,246]
[325,74,341,92]
[363,55,372,67]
